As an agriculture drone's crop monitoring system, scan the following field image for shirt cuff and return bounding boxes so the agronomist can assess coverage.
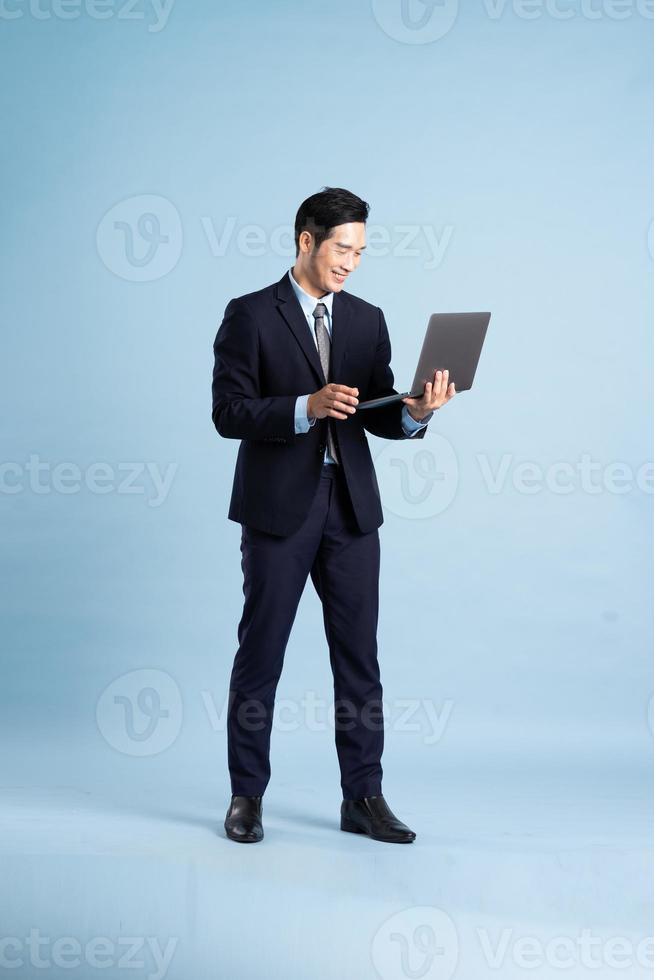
[401,403,433,436]
[295,394,317,433]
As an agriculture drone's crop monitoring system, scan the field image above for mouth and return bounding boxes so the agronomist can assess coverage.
[332,271,347,285]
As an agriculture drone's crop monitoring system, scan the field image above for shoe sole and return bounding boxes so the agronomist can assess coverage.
[340,817,415,843]
[224,825,264,843]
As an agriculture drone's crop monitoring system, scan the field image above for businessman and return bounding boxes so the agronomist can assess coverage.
[211,187,455,843]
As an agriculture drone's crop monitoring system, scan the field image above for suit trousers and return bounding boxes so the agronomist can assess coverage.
[227,463,384,801]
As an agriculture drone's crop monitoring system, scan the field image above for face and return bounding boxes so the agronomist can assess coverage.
[297,222,367,295]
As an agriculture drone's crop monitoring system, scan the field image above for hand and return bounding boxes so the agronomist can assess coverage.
[402,369,456,421]
[308,384,359,421]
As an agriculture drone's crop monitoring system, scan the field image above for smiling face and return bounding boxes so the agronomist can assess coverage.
[293,222,367,298]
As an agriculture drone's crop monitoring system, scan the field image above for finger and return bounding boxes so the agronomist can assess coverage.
[327,408,349,420]
[333,384,359,396]
[436,382,455,408]
[330,395,356,412]
[422,381,432,408]
[441,379,454,402]
[439,370,449,403]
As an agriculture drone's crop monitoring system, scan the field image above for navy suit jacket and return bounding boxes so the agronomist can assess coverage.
[211,272,428,537]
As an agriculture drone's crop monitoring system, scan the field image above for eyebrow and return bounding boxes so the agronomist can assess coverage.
[334,242,367,250]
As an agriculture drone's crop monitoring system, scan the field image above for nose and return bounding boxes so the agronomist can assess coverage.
[341,254,356,272]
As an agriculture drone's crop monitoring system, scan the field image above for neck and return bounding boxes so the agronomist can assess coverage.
[291,263,328,299]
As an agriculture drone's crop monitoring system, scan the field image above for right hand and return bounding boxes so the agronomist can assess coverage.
[308,384,359,421]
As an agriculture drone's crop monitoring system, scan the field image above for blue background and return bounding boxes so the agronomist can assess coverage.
[2,1,654,978]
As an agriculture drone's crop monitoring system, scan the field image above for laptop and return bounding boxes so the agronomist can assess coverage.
[357,312,492,410]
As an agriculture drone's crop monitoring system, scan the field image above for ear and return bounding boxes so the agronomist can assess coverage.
[299,230,314,254]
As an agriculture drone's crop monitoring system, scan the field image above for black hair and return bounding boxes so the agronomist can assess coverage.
[294,186,370,256]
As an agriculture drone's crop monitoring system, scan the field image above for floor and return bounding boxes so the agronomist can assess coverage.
[2,739,653,980]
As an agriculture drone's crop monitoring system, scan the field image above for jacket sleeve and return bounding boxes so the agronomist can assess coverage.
[211,297,298,441]
[360,307,429,442]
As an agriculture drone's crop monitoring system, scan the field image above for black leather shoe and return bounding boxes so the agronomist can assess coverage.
[224,794,264,843]
[341,795,416,843]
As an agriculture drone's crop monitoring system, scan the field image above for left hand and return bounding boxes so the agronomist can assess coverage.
[402,369,456,421]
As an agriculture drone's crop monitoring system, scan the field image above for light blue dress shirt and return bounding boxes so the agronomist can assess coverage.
[288,268,431,465]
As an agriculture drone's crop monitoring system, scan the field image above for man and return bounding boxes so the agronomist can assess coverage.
[211,187,455,844]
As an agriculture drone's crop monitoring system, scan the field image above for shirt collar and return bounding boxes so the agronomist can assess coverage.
[288,267,334,320]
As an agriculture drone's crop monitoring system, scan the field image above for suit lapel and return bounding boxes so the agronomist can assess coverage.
[274,272,351,386]
[330,289,350,383]
[275,273,325,384]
